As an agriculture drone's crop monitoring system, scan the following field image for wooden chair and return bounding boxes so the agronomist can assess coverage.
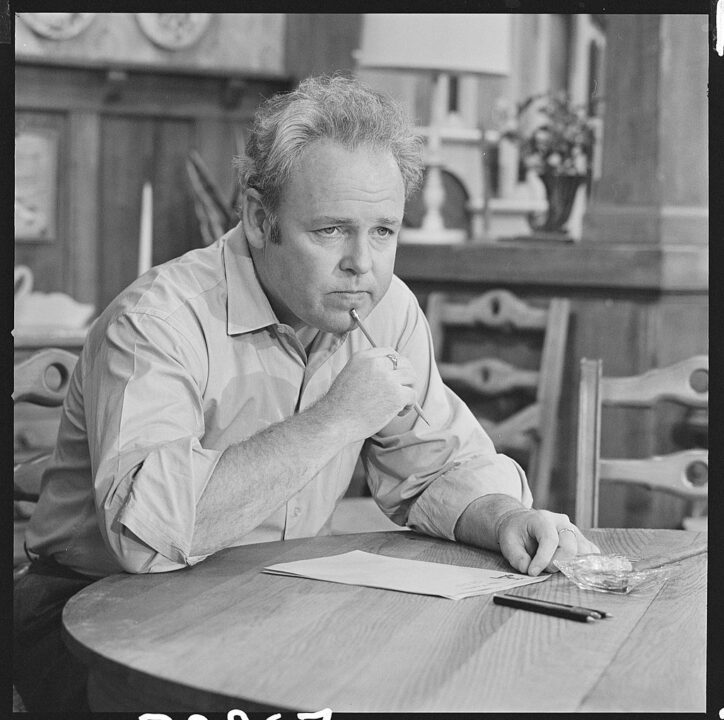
[575,356,708,530]
[425,290,570,509]
[13,348,77,576]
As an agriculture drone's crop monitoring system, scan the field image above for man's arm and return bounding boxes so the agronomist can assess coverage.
[191,344,418,555]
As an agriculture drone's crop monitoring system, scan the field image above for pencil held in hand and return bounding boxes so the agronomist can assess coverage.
[350,309,430,426]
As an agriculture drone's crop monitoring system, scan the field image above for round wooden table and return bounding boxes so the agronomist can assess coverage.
[62,528,706,713]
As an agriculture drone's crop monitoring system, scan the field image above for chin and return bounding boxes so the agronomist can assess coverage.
[310,309,359,335]
[325,316,358,335]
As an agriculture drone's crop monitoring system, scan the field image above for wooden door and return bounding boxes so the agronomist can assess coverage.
[98,115,197,309]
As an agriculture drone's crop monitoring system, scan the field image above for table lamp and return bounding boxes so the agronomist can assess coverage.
[355,13,511,243]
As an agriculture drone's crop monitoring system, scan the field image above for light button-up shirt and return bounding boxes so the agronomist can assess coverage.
[26,224,532,577]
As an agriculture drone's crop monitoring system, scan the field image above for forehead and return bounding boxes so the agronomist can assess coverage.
[279,140,405,216]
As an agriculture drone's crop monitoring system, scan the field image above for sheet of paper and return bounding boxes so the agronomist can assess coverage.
[263,550,549,599]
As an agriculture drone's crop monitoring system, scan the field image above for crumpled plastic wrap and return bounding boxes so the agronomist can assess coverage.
[554,553,670,594]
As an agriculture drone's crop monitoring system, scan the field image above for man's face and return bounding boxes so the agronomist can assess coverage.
[252,139,405,334]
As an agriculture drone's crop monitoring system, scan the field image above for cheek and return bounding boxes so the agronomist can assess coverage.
[276,248,319,283]
[290,255,334,303]
[373,251,396,285]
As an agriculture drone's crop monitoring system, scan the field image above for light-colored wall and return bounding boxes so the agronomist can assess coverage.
[15,13,286,75]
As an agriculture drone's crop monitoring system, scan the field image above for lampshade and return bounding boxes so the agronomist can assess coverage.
[356,13,511,76]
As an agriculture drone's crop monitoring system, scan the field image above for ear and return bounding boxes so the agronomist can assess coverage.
[241,188,271,249]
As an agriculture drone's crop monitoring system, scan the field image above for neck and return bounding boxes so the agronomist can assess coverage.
[295,325,319,354]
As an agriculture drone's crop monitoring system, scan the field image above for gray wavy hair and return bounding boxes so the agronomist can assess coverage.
[234,74,424,241]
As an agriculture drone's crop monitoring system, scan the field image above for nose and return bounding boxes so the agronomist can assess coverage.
[340,233,373,275]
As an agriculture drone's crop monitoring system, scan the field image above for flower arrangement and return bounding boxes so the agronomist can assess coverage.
[491,92,598,234]
[506,92,596,179]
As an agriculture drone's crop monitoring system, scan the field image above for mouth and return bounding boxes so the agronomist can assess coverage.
[329,290,370,304]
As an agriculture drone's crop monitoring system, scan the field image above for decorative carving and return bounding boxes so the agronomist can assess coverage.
[136,13,211,50]
[439,358,539,396]
[432,290,548,332]
[19,13,96,40]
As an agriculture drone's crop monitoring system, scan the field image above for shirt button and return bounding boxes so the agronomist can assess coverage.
[292,506,302,518]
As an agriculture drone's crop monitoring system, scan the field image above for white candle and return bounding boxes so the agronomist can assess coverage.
[138,182,153,276]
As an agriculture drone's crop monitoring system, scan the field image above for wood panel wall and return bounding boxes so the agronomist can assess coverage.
[15,62,290,311]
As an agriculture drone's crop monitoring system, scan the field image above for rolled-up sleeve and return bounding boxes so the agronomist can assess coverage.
[84,311,222,572]
[362,289,533,540]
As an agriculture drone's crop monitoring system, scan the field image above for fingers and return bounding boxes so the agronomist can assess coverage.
[527,524,560,576]
[373,349,416,394]
[500,542,533,576]
[362,348,415,379]
[547,527,580,573]
[536,524,601,575]
[498,511,561,576]
[498,511,600,577]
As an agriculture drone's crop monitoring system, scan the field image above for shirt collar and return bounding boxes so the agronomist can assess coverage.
[223,222,279,336]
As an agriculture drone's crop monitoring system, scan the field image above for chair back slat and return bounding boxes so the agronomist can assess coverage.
[600,450,708,497]
[479,402,541,453]
[14,347,78,576]
[14,349,78,502]
[575,356,708,530]
[427,290,569,509]
[439,289,548,330]
[601,355,708,408]
[13,349,77,407]
[439,358,539,395]
[575,359,602,529]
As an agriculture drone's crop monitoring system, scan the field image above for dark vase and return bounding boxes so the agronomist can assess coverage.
[528,174,585,234]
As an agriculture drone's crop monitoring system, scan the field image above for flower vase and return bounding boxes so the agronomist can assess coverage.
[528,174,586,236]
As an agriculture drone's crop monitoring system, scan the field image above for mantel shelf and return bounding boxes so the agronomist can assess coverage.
[395,240,708,293]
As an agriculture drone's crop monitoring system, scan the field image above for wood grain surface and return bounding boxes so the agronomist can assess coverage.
[62,528,706,713]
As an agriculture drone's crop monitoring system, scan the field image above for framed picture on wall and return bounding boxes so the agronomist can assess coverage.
[15,128,60,242]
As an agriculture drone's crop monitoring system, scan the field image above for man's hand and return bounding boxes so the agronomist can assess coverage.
[321,347,418,442]
[454,494,600,577]
[495,507,600,576]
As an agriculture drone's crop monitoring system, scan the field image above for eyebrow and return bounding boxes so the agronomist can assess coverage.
[312,216,402,227]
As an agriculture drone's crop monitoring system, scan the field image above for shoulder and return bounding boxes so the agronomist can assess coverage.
[86,241,228,369]
[366,275,427,345]
[121,242,225,321]
[102,241,225,325]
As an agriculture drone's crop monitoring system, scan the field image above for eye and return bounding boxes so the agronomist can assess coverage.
[315,226,342,238]
[374,227,396,239]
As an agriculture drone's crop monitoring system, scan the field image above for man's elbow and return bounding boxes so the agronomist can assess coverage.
[114,548,189,574]
[109,527,195,574]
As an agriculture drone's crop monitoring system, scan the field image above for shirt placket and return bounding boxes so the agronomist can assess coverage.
[282,330,348,538]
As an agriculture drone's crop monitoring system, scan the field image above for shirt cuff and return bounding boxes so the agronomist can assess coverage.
[114,437,222,569]
[407,453,532,541]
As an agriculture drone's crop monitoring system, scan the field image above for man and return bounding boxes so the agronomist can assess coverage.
[14,75,598,711]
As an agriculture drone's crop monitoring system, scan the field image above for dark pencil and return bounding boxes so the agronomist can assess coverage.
[493,593,606,622]
[496,595,613,618]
